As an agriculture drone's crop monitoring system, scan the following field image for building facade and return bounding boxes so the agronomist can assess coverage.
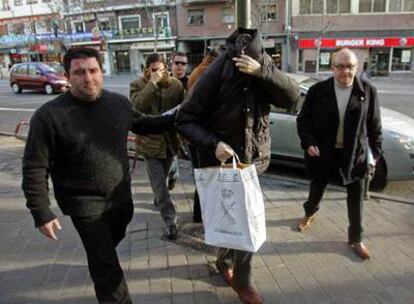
[62,0,177,76]
[0,0,65,76]
[1,0,413,77]
[291,0,414,76]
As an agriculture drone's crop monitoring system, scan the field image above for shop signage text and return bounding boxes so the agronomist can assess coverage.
[299,37,414,49]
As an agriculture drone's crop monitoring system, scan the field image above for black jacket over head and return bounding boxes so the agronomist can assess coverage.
[297,77,382,184]
[176,28,300,174]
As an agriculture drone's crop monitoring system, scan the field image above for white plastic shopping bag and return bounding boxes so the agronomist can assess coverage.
[194,156,266,252]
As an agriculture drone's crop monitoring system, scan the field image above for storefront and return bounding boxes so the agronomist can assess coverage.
[298,36,414,76]
[108,38,176,76]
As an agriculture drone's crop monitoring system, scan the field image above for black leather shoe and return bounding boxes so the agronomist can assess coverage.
[168,179,176,190]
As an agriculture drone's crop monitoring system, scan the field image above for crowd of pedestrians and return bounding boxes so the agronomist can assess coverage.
[21,27,382,304]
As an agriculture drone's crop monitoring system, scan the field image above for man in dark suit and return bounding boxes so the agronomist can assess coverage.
[296,48,382,260]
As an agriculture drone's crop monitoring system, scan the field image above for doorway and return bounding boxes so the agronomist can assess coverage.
[115,50,131,74]
[369,48,390,76]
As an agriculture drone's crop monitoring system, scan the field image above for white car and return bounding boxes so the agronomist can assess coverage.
[269,74,414,190]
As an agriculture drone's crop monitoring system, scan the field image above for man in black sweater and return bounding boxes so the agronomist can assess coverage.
[22,47,175,303]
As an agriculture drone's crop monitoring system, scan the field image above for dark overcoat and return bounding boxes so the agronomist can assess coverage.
[176,28,300,174]
[296,76,382,184]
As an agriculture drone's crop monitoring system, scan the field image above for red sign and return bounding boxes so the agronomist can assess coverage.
[298,37,414,49]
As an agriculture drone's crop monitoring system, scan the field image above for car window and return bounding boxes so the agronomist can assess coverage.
[41,63,59,73]
[28,64,39,76]
[14,65,27,74]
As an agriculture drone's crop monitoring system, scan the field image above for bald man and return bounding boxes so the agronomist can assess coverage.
[296,48,382,259]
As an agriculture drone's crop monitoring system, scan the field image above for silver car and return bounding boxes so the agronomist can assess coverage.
[269,74,414,190]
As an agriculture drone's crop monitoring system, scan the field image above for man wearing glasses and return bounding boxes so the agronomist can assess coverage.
[171,52,189,89]
[296,48,382,260]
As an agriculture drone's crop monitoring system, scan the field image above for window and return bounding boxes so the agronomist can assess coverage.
[42,0,51,2]
[222,7,235,24]
[312,0,323,13]
[389,0,402,11]
[0,0,10,11]
[392,48,412,71]
[27,0,38,4]
[119,15,140,31]
[187,9,204,25]
[99,21,111,31]
[154,12,169,36]
[359,0,386,12]
[261,3,279,21]
[14,0,21,5]
[300,0,311,14]
[14,64,27,75]
[73,21,85,33]
[404,0,414,11]
[327,0,351,14]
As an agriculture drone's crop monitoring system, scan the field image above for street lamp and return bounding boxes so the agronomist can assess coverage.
[315,37,321,74]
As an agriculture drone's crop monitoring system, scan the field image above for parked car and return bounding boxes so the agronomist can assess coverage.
[269,74,414,190]
[9,62,70,95]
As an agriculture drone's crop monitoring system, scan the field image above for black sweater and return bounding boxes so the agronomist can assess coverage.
[22,90,174,227]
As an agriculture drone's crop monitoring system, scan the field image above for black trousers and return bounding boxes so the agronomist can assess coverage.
[188,144,202,223]
[304,149,365,243]
[71,201,133,304]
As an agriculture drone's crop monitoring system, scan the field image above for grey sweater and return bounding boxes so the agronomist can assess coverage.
[22,90,174,227]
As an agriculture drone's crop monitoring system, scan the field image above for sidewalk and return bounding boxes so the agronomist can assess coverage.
[0,135,413,304]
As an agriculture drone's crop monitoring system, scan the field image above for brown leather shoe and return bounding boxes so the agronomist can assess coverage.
[297,214,315,232]
[232,285,264,304]
[350,242,371,259]
[215,261,233,286]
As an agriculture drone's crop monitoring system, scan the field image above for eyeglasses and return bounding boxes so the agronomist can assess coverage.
[334,63,357,70]
[173,61,187,66]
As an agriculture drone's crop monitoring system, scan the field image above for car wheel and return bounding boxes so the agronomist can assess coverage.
[369,156,387,191]
[44,83,54,95]
[11,83,22,94]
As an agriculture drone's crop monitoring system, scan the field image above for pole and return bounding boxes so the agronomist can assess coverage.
[236,0,251,29]
[285,0,291,72]
[29,4,40,62]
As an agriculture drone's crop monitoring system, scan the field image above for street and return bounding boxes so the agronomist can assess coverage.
[1,76,413,199]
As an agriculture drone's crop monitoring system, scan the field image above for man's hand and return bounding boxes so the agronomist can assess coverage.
[215,141,235,163]
[38,218,62,240]
[233,54,261,77]
[150,68,166,85]
[307,145,320,157]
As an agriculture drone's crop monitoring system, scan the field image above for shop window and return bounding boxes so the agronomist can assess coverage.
[222,7,235,24]
[261,3,279,21]
[359,0,386,12]
[392,48,412,71]
[319,51,333,71]
[327,0,351,14]
[119,15,141,31]
[187,9,204,25]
